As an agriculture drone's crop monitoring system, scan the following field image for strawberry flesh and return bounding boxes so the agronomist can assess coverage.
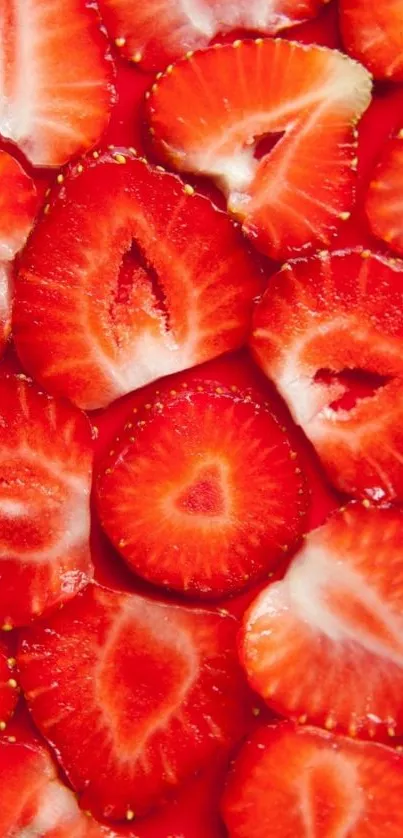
[96,378,309,598]
[0,0,116,166]
[251,248,403,501]
[222,721,403,837]
[340,0,403,81]
[0,151,38,259]
[13,149,263,410]
[0,638,18,727]
[240,502,403,741]
[147,39,372,259]
[0,374,93,628]
[366,132,403,255]
[0,739,117,836]
[18,583,250,819]
[99,0,329,70]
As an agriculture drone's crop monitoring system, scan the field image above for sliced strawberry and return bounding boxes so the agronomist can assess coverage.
[96,378,308,599]
[240,502,403,741]
[99,0,330,71]
[0,374,93,628]
[366,131,403,254]
[0,151,38,259]
[222,721,403,838]
[18,583,249,819]
[0,640,18,727]
[340,0,403,81]
[0,262,12,359]
[147,39,372,260]
[13,149,262,410]
[250,248,403,501]
[0,739,116,837]
[0,0,115,167]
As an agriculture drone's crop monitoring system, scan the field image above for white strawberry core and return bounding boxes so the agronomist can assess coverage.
[298,751,364,836]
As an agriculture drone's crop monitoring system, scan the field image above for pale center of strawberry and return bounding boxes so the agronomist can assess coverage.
[298,751,364,836]
[96,600,198,758]
[175,464,226,517]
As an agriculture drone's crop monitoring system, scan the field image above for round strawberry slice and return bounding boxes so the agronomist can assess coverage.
[251,248,403,501]
[0,374,93,628]
[0,0,116,167]
[340,0,403,82]
[147,39,372,260]
[222,721,403,838]
[13,149,262,410]
[18,583,249,819]
[241,502,403,741]
[96,380,308,598]
[0,639,18,728]
[99,0,329,70]
[366,131,403,255]
[0,739,116,837]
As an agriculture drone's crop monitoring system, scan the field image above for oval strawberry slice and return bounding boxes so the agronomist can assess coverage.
[147,39,372,260]
[241,502,403,741]
[13,149,263,410]
[0,640,18,728]
[366,131,403,255]
[0,0,116,167]
[340,0,403,81]
[99,0,329,70]
[0,739,116,837]
[18,583,250,820]
[96,379,308,598]
[0,374,93,628]
[222,721,403,838]
[251,248,403,501]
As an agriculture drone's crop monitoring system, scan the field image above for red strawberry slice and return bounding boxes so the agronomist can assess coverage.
[13,149,262,410]
[240,502,403,741]
[222,721,403,838]
[366,131,403,255]
[0,262,12,359]
[0,373,93,628]
[96,378,308,599]
[0,151,38,259]
[147,39,372,260]
[18,583,249,819]
[0,640,18,727]
[99,0,330,71]
[340,0,403,81]
[0,739,116,837]
[0,0,115,167]
[250,248,403,501]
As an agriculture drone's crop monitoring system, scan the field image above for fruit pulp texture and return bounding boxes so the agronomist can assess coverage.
[6,1,403,835]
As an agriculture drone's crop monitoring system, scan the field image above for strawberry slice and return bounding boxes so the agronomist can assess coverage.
[240,502,403,741]
[250,248,403,501]
[222,721,403,838]
[340,0,403,81]
[0,151,38,259]
[147,39,372,260]
[0,262,12,359]
[18,583,249,819]
[13,149,262,410]
[0,739,116,836]
[99,0,329,70]
[0,640,18,728]
[0,373,93,628]
[96,378,308,599]
[0,0,115,167]
[366,131,403,255]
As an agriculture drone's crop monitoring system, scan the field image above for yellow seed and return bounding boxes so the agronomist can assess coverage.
[362,499,371,508]
[185,51,194,59]
[388,727,396,737]
[8,679,18,689]
[233,39,242,47]
[340,211,350,221]
[114,153,127,165]
[398,128,403,139]
[131,52,142,63]
[2,624,12,632]
[43,204,50,215]
[93,150,100,159]
[290,451,297,460]
[7,658,16,668]
[183,184,195,196]
[0,721,6,731]
[298,714,307,724]
[7,736,16,743]
[126,810,135,821]
[348,723,357,737]
[57,173,64,184]
[115,37,126,47]
[361,249,371,258]
[166,64,174,74]
[76,164,84,174]
[325,717,336,730]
